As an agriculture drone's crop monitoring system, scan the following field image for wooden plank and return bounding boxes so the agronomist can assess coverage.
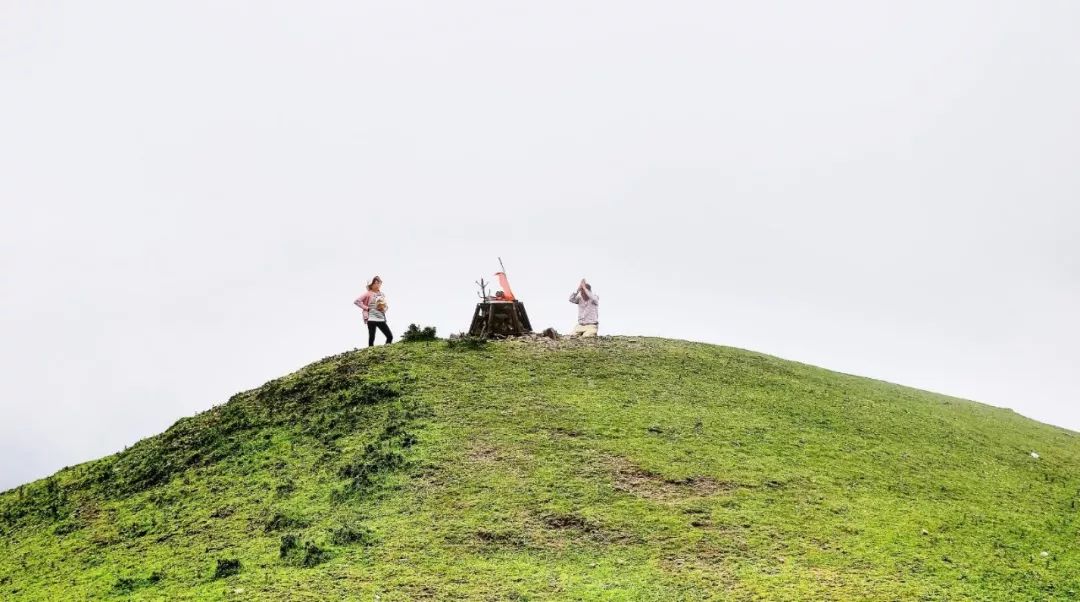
[515,301,533,332]
[509,303,522,335]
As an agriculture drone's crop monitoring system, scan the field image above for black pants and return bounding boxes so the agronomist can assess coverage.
[368,321,393,346]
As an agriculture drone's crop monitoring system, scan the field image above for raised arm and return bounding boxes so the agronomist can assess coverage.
[577,279,591,301]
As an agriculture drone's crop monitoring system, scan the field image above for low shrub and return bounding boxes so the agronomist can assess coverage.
[264,510,308,533]
[212,558,241,579]
[339,443,405,492]
[280,534,331,567]
[329,522,375,546]
[401,324,438,343]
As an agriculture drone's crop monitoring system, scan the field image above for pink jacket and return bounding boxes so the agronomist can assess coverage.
[354,291,373,323]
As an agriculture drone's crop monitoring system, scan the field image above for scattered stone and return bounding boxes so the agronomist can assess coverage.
[496,332,611,351]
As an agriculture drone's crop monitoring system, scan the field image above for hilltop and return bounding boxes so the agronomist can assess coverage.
[2,337,1078,600]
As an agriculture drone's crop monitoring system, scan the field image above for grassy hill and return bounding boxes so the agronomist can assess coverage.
[2,337,1078,600]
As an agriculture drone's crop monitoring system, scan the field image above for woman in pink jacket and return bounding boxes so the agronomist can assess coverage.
[354,276,393,347]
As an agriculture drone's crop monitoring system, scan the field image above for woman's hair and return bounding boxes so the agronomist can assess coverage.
[366,276,382,291]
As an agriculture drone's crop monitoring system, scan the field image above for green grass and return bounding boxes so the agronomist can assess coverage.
[2,337,1079,600]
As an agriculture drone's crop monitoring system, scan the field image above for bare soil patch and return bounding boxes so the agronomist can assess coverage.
[466,441,502,464]
[533,511,638,546]
[607,456,740,501]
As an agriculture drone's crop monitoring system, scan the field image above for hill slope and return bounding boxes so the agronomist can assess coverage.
[2,337,1078,600]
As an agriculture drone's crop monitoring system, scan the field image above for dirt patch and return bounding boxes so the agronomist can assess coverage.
[658,546,742,592]
[403,585,440,601]
[660,536,750,573]
[534,511,637,546]
[466,442,502,464]
[541,512,600,533]
[607,456,740,501]
[474,529,526,548]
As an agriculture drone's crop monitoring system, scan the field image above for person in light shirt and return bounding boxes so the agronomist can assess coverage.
[354,275,393,347]
[568,278,599,337]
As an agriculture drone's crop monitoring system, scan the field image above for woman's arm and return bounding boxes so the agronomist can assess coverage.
[355,292,372,322]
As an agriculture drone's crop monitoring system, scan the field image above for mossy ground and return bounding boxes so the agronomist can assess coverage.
[2,337,1079,600]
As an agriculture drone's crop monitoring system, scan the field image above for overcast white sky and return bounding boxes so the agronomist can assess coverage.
[2,1,1078,491]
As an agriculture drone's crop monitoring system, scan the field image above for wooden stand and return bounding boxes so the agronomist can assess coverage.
[468,301,533,338]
